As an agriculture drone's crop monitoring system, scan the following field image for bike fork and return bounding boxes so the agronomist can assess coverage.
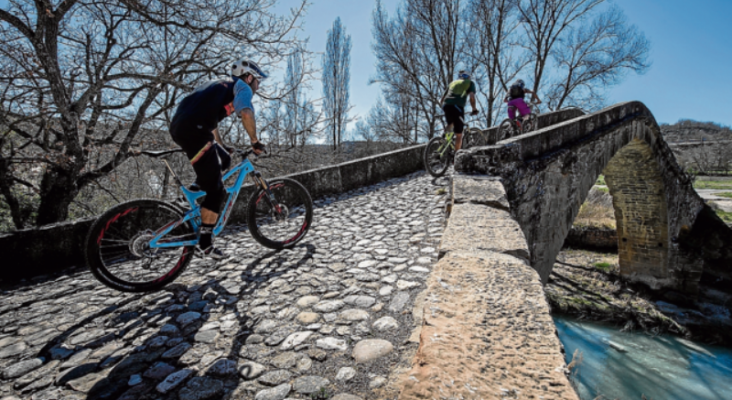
[253,172,281,213]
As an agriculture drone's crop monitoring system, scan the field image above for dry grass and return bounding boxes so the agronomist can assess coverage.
[574,199,616,229]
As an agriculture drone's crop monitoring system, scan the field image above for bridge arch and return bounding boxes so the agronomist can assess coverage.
[457,102,715,293]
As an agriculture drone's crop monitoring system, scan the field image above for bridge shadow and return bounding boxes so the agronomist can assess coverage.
[27,243,315,399]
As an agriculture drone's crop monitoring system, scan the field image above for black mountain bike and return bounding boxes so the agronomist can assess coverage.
[423,116,479,177]
[499,102,539,140]
[85,147,313,292]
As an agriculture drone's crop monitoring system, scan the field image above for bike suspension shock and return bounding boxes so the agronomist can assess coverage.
[253,172,282,213]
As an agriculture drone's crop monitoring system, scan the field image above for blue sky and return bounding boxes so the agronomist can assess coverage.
[278,0,732,127]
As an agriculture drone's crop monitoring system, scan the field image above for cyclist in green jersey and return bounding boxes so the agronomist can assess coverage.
[440,70,479,152]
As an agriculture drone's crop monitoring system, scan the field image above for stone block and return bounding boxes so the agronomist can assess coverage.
[439,203,529,262]
[451,175,509,209]
[397,250,577,400]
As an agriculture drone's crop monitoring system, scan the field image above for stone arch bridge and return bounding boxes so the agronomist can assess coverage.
[456,101,732,294]
[0,101,730,399]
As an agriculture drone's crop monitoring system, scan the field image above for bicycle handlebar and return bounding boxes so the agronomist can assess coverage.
[140,146,261,160]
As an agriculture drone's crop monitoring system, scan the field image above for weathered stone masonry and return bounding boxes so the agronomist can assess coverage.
[397,175,577,399]
[456,101,732,294]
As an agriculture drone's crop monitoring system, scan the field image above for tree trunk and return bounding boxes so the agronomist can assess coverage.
[35,166,79,226]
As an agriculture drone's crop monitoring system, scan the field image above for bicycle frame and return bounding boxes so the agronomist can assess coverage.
[148,156,256,249]
[436,130,456,156]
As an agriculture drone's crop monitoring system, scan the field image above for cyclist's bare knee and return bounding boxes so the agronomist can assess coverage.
[201,207,219,224]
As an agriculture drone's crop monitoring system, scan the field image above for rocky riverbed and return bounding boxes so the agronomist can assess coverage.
[547,249,732,346]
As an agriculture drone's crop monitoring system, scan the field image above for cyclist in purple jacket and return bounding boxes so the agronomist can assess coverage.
[504,79,542,124]
[169,60,267,259]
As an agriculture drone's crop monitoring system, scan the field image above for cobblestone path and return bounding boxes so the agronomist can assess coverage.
[0,171,449,400]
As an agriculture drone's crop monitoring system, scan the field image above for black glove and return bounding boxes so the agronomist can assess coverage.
[470,109,479,116]
[223,145,235,154]
[252,141,267,154]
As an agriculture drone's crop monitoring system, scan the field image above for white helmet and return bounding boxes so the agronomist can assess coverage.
[231,59,268,81]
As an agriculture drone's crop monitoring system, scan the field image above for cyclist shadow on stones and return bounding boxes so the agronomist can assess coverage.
[70,244,315,399]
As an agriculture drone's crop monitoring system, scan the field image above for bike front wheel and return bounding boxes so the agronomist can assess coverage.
[85,199,196,292]
[423,136,452,177]
[499,118,518,141]
[247,178,313,250]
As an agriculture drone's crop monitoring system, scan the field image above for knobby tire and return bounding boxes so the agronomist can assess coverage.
[85,199,195,292]
[424,137,451,177]
[246,178,313,250]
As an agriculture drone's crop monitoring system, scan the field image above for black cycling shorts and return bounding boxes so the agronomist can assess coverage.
[443,104,465,134]
[170,128,231,213]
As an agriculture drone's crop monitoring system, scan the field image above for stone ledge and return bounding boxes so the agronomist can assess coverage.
[439,202,529,263]
[397,250,578,400]
[451,174,509,210]
[564,226,618,251]
[397,174,577,399]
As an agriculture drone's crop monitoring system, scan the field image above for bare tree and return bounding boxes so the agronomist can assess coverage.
[464,0,526,126]
[371,0,466,141]
[517,0,604,96]
[543,5,650,109]
[369,0,651,135]
[0,0,307,229]
[322,17,352,150]
[517,0,649,110]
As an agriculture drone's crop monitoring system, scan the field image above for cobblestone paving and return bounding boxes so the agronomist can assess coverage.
[0,171,450,400]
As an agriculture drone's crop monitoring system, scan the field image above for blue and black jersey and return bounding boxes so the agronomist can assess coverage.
[170,76,254,135]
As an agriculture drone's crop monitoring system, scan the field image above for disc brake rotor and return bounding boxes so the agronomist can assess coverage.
[129,230,155,258]
[272,204,289,222]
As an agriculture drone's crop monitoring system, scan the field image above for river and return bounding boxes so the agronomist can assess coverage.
[553,315,732,400]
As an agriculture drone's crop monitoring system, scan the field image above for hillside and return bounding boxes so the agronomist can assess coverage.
[661,119,732,142]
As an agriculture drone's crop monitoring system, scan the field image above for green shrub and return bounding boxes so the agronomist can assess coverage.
[594,262,612,272]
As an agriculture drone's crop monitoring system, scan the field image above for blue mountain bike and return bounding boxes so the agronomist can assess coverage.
[85,148,313,292]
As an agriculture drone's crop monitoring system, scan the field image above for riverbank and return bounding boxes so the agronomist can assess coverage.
[547,249,732,346]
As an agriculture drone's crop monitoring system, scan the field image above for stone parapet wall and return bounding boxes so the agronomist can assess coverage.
[397,175,578,399]
[0,144,426,282]
[466,107,585,146]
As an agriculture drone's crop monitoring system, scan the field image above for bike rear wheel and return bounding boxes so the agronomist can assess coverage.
[85,199,196,292]
[423,136,452,177]
[247,178,313,250]
[499,118,518,141]
[522,113,539,134]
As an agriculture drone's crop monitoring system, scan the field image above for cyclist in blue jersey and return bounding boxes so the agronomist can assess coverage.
[169,60,268,259]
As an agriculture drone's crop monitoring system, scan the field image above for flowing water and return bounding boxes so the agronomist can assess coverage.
[553,315,732,400]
